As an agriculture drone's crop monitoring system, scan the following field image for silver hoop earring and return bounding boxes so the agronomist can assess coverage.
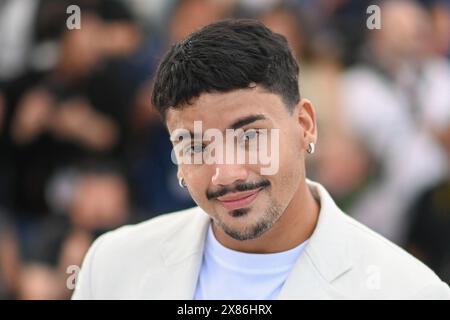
[307,142,315,154]
[178,177,186,188]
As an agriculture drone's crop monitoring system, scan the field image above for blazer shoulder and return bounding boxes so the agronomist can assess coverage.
[98,206,205,249]
[73,206,207,299]
[338,213,449,298]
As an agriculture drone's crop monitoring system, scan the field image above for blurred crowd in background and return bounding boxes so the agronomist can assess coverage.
[0,0,449,299]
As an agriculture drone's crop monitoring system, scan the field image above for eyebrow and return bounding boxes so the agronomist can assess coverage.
[171,130,202,143]
[171,114,268,143]
[228,114,267,130]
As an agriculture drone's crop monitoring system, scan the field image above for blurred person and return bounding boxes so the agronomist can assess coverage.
[258,3,306,61]
[96,0,142,59]
[257,5,343,136]
[125,0,234,216]
[0,91,4,132]
[0,0,40,80]
[18,164,131,300]
[311,130,378,211]
[68,166,130,231]
[126,0,177,29]
[294,0,373,66]
[430,0,450,58]
[405,115,450,284]
[57,165,130,299]
[340,0,450,244]
[168,0,234,43]
[0,209,21,299]
[72,20,449,299]
[3,5,137,223]
[16,264,61,300]
[128,121,196,216]
[0,89,9,206]
[258,4,371,210]
[53,164,129,246]
[0,0,99,80]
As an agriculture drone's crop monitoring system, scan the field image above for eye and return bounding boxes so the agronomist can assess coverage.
[238,129,259,144]
[184,143,206,155]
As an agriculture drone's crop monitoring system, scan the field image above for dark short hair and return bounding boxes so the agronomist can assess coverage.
[151,19,300,120]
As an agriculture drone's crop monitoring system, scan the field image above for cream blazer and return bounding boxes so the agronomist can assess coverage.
[72,180,450,299]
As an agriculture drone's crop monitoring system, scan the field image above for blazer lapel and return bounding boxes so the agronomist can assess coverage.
[138,208,211,299]
[138,180,353,300]
[276,252,349,299]
[277,180,354,299]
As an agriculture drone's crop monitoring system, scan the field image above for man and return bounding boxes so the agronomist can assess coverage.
[72,19,450,299]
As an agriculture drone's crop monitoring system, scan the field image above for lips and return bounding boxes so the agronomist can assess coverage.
[217,188,262,210]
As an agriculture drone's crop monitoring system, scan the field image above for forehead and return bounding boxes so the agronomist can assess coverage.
[166,86,288,133]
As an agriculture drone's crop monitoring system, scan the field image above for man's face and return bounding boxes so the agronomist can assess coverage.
[166,86,313,241]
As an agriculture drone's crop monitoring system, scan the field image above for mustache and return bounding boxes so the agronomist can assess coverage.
[206,179,270,200]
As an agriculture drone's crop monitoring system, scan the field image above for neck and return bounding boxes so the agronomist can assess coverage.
[212,179,320,253]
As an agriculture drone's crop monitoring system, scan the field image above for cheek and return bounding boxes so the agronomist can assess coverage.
[183,166,212,202]
[282,126,304,162]
[276,138,304,187]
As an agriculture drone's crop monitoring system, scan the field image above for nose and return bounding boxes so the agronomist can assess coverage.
[211,164,249,186]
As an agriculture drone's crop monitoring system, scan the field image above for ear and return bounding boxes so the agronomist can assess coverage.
[295,98,318,150]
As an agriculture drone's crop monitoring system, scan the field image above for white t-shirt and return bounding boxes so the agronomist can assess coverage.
[194,224,308,300]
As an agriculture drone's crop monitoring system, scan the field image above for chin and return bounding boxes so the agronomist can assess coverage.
[223,223,271,241]
[222,214,264,233]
